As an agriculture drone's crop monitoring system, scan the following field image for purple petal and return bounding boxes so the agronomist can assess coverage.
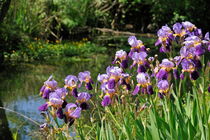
[101,95,111,107]
[156,69,168,80]
[147,85,153,95]
[204,32,209,40]
[195,45,205,56]
[77,92,91,101]
[40,85,46,93]
[137,65,146,73]
[42,88,51,99]
[38,103,48,111]
[66,103,77,111]
[108,79,115,89]
[157,80,169,91]
[132,85,140,95]
[70,107,81,118]
[155,39,161,46]
[121,59,128,69]
[180,72,185,80]
[72,88,78,97]
[56,108,64,119]
[85,82,93,90]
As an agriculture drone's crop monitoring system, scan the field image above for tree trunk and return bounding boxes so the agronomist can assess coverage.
[0,0,11,22]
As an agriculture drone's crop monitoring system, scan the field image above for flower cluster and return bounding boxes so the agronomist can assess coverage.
[38,72,93,127]
[38,21,209,132]
[97,66,131,106]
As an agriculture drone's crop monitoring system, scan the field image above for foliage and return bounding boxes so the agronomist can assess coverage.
[5,38,107,61]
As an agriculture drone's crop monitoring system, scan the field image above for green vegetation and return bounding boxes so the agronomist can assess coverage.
[4,38,107,61]
[1,0,210,62]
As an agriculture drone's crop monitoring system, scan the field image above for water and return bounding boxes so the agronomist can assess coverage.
[0,35,156,139]
[0,54,114,139]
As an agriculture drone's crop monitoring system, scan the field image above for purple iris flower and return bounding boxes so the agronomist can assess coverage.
[157,80,169,93]
[194,28,202,37]
[97,74,110,91]
[97,74,109,83]
[128,36,139,47]
[130,52,147,70]
[65,103,81,119]
[106,66,122,76]
[173,23,183,36]
[64,75,78,97]
[156,59,174,80]
[120,73,131,90]
[71,88,78,98]
[195,45,205,56]
[181,59,195,72]
[128,36,146,57]
[131,52,147,63]
[49,92,64,107]
[182,21,196,31]
[204,32,209,40]
[40,76,58,99]
[108,79,115,89]
[113,50,128,69]
[77,92,91,103]
[132,72,153,95]
[136,72,150,85]
[78,71,93,90]
[44,80,57,89]
[55,88,68,100]
[155,25,173,53]
[106,66,122,89]
[115,50,127,58]
[183,36,204,55]
[100,82,116,94]
[208,85,210,93]
[65,75,78,88]
[192,59,202,69]
[159,59,174,70]
[101,95,111,107]
[180,46,195,58]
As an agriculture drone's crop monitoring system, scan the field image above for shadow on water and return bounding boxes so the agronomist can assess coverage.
[0,99,13,140]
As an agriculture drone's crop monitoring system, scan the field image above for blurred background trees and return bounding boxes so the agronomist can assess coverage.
[0,0,210,62]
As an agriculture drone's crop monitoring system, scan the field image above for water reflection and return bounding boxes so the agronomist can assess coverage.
[0,54,112,139]
[0,35,156,139]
